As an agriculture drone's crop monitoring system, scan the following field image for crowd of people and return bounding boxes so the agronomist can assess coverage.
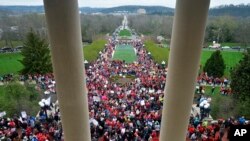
[0,36,248,141]
[86,39,165,140]
[196,72,232,96]
[0,73,56,95]
[197,72,230,87]
[187,115,249,141]
[0,103,62,141]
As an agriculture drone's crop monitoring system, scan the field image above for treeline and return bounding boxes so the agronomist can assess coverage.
[0,14,122,47]
[205,16,250,46]
[1,13,250,47]
[0,13,47,42]
[128,15,250,47]
[128,15,173,39]
[80,14,122,42]
[209,4,250,17]
[1,4,250,17]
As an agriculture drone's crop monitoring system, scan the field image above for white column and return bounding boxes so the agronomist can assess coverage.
[43,0,91,141]
[160,0,210,141]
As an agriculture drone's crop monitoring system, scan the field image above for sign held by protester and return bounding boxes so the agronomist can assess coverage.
[0,111,6,118]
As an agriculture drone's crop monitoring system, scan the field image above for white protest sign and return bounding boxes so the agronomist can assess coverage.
[38,101,45,107]
[0,111,6,118]
[93,96,100,102]
[21,111,27,119]
[45,97,51,106]
[140,100,145,106]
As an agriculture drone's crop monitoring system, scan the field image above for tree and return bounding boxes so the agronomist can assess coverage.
[231,49,250,118]
[205,16,237,43]
[210,94,237,119]
[203,50,225,77]
[20,31,52,74]
[0,81,40,117]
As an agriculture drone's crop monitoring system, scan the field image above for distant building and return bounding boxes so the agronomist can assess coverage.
[137,8,146,14]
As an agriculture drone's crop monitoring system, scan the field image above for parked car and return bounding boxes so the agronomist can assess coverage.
[14,46,24,52]
[0,47,13,53]
[232,46,241,50]
[221,46,230,49]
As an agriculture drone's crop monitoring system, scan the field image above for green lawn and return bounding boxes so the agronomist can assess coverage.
[0,40,106,75]
[145,40,243,76]
[0,39,244,77]
[203,86,221,95]
[0,86,5,108]
[0,53,23,75]
[144,40,170,64]
[119,29,132,37]
[0,86,4,95]
[201,86,236,119]
[112,45,137,63]
[200,51,243,76]
[83,40,107,62]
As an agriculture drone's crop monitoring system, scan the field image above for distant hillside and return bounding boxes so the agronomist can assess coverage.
[0,4,250,17]
[209,4,250,17]
[79,7,105,14]
[100,5,174,15]
[0,5,174,15]
[0,6,44,14]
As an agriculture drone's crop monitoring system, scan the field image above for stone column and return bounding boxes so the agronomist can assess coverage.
[160,0,210,140]
[43,0,91,140]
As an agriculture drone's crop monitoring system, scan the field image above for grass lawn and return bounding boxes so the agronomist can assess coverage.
[83,40,107,62]
[113,45,137,63]
[0,86,5,107]
[119,29,132,37]
[193,86,237,119]
[0,53,23,75]
[145,40,243,76]
[0,40,106,75]
[144,40,170,64]
[0,40,23,48]
[203,86,221,95]
[202,86,236,119]
[0,86,4,95]
[0,86,6,103]
[200,51,243,76]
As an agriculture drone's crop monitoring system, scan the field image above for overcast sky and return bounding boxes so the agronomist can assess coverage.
[0,0,249,8]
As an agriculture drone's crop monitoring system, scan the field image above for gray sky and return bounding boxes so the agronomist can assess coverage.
[0,0,249,8]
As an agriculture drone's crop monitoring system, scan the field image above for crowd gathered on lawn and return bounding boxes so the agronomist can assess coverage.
[0,37,248,141]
